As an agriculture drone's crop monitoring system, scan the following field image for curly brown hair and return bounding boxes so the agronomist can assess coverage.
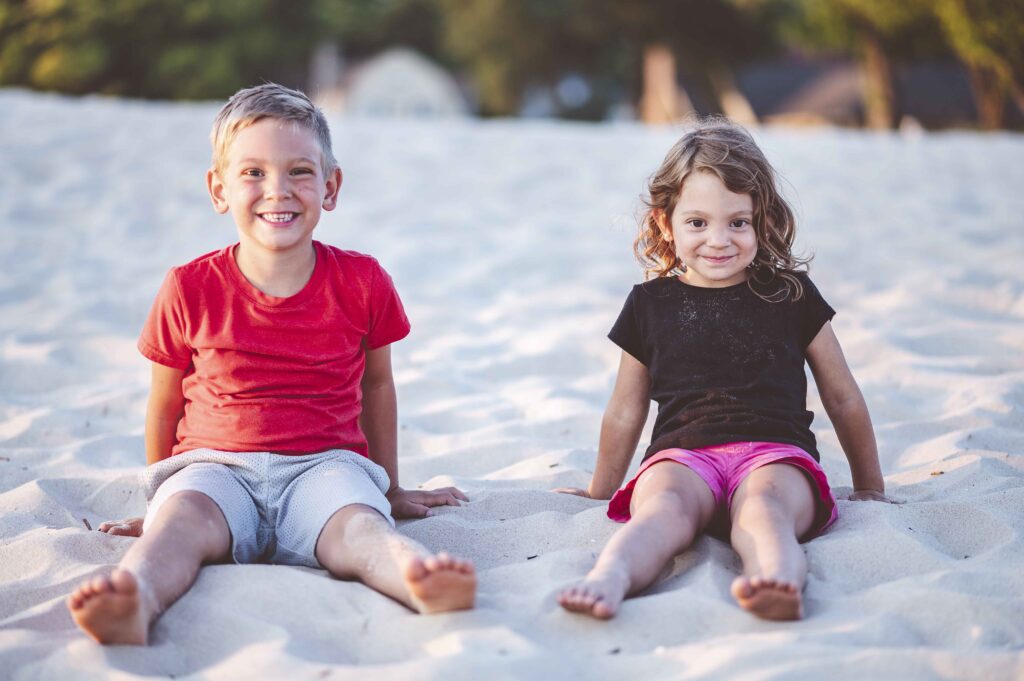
[635,117,809,301]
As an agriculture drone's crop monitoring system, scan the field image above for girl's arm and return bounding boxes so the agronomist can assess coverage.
[145,362,186,466]
[558,351,651,500]
[360,345,466,518]
[806,322,887,501]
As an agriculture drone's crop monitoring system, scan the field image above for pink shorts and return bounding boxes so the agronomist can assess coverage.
[607,441,838,539]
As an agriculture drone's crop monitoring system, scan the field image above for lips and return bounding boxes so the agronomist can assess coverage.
[702,255,735,264]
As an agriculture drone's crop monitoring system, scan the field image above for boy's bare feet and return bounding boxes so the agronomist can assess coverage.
[405,553,476,614]
[731,575,803,621]
[558,564,630,619]
[67,569,150,645]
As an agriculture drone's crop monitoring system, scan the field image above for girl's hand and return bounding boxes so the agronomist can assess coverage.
[848,489,894,503]
[553,487,592,498]
[387,486,468,519]
[98,517,145,537]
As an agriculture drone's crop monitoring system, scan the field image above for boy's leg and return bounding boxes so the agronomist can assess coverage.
[67,491,231,644]
[728,463,816,621]
[314,504,475,614]
[559,462,716,619]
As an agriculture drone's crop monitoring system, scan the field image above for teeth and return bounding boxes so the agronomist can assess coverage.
[261,212,296,223]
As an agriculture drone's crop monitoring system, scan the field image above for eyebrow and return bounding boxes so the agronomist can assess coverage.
[236,157,319,166]
[678,209,753,217]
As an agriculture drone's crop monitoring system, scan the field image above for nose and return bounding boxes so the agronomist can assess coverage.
[706,225,731,247]
[264,173,293,200]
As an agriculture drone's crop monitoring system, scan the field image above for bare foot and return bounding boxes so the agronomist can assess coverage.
[731,575,803,621]
[558,564,630,620]
[67,569,150,644]
[405,553,476,614]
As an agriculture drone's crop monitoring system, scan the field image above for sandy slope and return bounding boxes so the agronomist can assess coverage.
[1,89,1023,680]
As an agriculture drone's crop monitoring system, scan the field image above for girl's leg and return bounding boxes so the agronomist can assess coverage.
[314,504,476,614]
[67,491,232,644]
[728,463,816,621]
[559,463,716,619]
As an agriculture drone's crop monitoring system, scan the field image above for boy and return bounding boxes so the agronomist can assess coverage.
[67,83,476,646]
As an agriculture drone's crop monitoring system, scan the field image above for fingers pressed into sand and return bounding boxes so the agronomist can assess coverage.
[731,575,803,621]
[67,569,150,645]
[404,552,476,614]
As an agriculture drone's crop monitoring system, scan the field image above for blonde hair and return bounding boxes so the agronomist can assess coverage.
[636,117,809,301]
[210,83,338,175]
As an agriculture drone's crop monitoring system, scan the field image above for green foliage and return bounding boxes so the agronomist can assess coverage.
[313,0,445,61]
[784,0,945,57]
[0,0,325,99]
[440,0,779,115]
[933,0,1023,87]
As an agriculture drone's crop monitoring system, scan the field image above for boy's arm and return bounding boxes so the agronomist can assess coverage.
[98,362,185,537]
[806,322,888,502]
[361,345,466,518]
[556,351,650,500]
[146,362,186,466]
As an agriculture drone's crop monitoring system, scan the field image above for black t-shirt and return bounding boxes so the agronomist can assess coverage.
[609,272,835,462]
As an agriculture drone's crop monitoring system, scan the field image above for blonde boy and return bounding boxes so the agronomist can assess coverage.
[68,83,475,645]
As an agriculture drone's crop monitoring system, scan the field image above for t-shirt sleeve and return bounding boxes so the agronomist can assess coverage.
[798,274,836,348]
[366,263,411,349]
[608,286,647,365]
[138,269,193,369]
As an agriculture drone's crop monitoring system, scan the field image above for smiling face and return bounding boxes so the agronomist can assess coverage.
[207,117,341,257]
[659,170,757,288]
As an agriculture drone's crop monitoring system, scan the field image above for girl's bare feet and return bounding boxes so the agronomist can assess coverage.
[67,569,151,645]
[405,553,476,614]
[558,564,631,619]
[731,575,803,621]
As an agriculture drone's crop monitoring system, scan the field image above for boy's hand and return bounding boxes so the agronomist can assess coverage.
[552,487,592,498]
[98,517,145,537]
[848,489,896,503]
[387,486,468,519]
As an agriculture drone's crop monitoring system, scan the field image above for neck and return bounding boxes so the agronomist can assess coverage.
[234,240,317,298]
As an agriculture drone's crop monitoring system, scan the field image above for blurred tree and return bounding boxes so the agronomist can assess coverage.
[931,0,1024,129]
[437,0,598,115]
[438,0,776,120]
[312,0,446,62]
[0,0,323,98]
[786,0,943,129]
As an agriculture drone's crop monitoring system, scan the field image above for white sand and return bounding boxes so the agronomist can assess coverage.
[1,89,1023,680]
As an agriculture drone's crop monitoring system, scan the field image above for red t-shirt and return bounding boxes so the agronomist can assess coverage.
[138,241,410,457]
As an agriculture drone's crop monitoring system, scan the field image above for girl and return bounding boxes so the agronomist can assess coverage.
[556,119,888,622]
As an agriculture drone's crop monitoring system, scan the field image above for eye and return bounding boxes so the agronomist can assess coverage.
[730,218,751,229]
[291,167,315,176]
[687,218,707,229]
[241,168,264,177]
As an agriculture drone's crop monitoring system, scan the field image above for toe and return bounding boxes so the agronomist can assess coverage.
[110,569,137,595]
[405,557,429,582]
[592,599,616,619]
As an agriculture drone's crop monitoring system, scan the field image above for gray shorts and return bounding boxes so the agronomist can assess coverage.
[141,449,393,568]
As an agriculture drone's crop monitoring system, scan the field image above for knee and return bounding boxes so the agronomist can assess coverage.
[319,504,391,550]
[633,490,700,531]
[730,493,798,539]
[161,490,221,521]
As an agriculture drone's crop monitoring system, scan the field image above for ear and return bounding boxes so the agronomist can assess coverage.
[322,167,343,211]
[206,168,230,215]
[654,209,674,243]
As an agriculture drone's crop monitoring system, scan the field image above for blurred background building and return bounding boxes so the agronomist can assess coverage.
[0,0,1020,129]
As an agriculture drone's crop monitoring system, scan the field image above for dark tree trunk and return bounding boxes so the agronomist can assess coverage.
[968,65,1006,129]
[861,32,895,129]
